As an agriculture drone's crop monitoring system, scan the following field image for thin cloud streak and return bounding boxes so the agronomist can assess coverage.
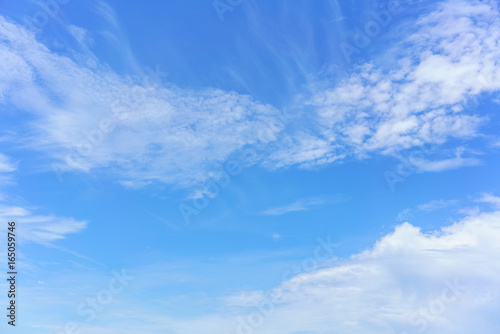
[260,196,346,216]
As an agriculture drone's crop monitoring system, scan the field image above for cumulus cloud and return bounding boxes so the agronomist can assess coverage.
[416,155,482,172]
[255,212,498,333]
[54,206,500,334]
[195,210,499,334]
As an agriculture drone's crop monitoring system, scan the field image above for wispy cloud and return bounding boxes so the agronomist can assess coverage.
[33,206,500,334]
[0,15,282,189]
[397,198,458,221]
[0,153,16,185]
[0,204,87,245]
[417,155,482,173]
[417,199,459,212]
[0,153,16,172]
[0,152,86,245]
[396,208,412,222]
[260,196,341,216]
[476,193,500,209]
[399,192,500,222]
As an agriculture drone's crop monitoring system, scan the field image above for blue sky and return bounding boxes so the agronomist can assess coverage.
[1,0,500,333]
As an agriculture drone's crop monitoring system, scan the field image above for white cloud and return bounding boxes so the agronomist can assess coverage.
[260,197,329,216]
[0,204,87,245]
[0,153,16,172]
[397,198,458,222]
[1,0,498,188]
[0,152,85,246]
[264,132,345,169]
[0,16,282,188]
[476,193,500,209]
[396,208,412,222]
[43,206,500,334]
[214,210,500,333]
[417,199,458,212]
[416,152,482,172]
[260,195,348,216]
[267,0,500,169]
[0,153,16,185]
[67,25,94,48]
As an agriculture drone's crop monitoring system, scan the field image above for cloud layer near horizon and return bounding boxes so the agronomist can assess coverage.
[31,201,500,334]
[230,210,500,334]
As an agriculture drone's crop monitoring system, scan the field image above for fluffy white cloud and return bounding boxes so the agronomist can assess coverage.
[47,207,500,334]
[193,210,495,334]
[416,155,482,172]
[267,0,500,169]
